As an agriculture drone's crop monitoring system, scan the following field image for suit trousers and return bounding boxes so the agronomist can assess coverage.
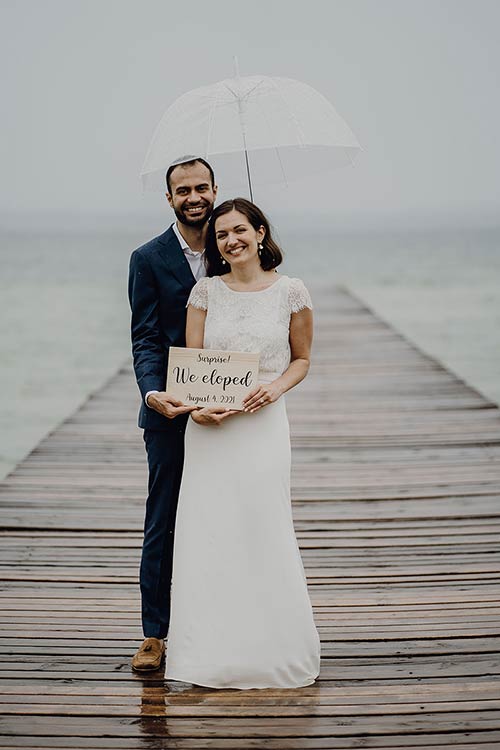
[141,424,186,638]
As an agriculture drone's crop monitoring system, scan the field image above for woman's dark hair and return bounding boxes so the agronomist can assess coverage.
[205,198,283,276]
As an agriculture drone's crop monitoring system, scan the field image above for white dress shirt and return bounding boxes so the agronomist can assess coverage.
[145,223,207,407]
[172,222,207,282]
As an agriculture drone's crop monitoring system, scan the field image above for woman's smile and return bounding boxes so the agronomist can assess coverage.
[226,244,246,257]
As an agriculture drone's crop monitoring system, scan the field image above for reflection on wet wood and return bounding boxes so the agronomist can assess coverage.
[1,286,500,748]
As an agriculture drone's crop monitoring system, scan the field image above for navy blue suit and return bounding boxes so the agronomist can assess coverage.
[128,225,196,638]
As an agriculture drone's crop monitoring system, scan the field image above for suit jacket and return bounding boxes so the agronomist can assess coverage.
[128,225,196,431]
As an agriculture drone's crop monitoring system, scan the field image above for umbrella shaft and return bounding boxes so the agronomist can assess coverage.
[243,146,253,202]
[237,97,253,201]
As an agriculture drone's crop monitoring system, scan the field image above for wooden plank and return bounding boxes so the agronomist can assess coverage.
[2,737,500,749]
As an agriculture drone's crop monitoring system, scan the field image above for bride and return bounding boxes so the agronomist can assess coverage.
[165,198,321,689]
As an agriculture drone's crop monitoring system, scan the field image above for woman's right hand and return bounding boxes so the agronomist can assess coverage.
[190,407,239,426]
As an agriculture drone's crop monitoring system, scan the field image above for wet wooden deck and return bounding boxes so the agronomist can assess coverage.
[1,286,500,749]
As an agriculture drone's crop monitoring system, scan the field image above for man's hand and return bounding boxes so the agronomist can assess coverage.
[147,392,197,419]
[190,406,239,426]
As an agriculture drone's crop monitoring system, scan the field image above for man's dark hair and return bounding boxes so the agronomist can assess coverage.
[166,157,215,194]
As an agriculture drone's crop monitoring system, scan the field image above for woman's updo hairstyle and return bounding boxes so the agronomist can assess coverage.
[205,198,284,276]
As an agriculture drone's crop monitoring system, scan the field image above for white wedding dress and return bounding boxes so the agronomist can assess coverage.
[165,274,321,689]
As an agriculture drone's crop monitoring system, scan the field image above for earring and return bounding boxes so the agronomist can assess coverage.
[258,243,263,255]
[221,256,226,265]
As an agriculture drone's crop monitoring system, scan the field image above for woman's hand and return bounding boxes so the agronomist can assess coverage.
[243,382,284,413]
[190,406,239,426]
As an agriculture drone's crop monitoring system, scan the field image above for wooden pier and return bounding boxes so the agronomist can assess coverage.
[1,286,500,749]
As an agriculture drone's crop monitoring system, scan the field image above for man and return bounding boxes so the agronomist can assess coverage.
[128,156,218,671]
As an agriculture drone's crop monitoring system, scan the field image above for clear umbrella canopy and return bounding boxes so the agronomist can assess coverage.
[141,75,361,196]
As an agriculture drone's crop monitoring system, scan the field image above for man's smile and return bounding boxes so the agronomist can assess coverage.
[184,204,208,216]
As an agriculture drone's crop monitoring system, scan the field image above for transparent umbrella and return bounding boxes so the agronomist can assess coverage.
[141,68,361,199]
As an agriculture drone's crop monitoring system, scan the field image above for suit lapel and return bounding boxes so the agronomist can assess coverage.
[157,226,196,289]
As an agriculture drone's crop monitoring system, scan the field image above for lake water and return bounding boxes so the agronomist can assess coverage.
[1,225,499,480]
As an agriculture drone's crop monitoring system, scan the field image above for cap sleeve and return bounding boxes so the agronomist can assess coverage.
[289,277,313,313]
[187,277,209,310]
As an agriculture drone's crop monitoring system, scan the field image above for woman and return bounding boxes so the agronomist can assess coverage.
[165,198,320,689]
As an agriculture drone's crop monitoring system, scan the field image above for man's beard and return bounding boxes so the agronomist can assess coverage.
[175,203,213,229]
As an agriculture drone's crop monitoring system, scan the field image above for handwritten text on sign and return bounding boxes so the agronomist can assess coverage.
[166,347,260,411]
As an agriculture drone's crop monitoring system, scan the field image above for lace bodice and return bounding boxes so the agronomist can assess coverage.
[187,275,312,379]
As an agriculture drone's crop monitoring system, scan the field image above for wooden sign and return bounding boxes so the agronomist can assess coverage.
[166,347,260,411]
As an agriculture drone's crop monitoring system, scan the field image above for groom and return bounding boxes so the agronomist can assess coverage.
[128,156,218,671]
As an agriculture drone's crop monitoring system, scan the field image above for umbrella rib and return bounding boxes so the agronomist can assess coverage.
[254,94,288,188]
[223,82,238,99]
[205,85,222,158]
[224,78,265,103]
[241,78,266,102]
[268,78,307,147]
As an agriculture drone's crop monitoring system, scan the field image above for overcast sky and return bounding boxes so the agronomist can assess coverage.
[1,0,499,231]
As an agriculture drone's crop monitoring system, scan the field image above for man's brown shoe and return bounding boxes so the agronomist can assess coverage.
[131,637,165,672]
